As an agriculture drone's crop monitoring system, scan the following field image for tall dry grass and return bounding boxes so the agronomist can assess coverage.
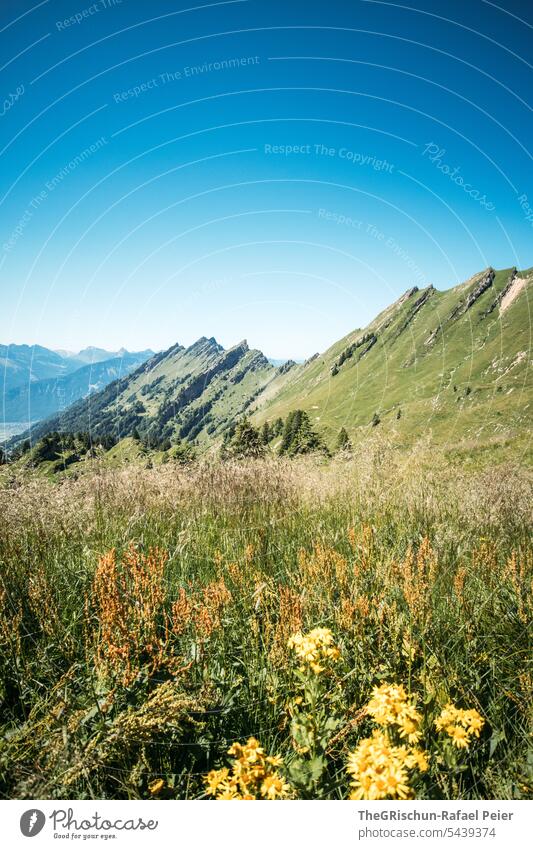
[0,439,531,799]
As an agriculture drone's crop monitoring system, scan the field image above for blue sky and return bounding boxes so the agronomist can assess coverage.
[1,0,531,358]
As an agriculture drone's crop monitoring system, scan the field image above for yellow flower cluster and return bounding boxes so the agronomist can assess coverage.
[148,778,165,796]
[366,683,422,743]
[434,704,485,749]
[346,730,428,800]
[205,737,290,799]
[287,627,341,674]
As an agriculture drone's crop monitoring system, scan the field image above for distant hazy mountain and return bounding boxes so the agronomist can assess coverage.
[0,344,80,394]
[268,358,304,367]
[3,351,154,425]
[1,344,154,429]
[57,346,154,366]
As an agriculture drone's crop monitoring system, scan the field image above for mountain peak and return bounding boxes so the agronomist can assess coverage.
[188,335,220,349]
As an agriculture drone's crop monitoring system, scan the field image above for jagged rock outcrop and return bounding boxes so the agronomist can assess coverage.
[479,269,516,319]
[277,359,296,375]
[425,272,494,347]
[332,332,377,374]
[391,286,435,342]
[448,268,495,321]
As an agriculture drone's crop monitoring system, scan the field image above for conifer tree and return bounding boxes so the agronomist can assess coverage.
[261,421,272,445]
[279,410,328,457]
[273,417,284,437]
[224,418,264,458]
[335,427,351,452]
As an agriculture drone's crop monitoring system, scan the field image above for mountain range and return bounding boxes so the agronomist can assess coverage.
[54,346,146,365]
[1,345,153,432]
[5,265,532,456]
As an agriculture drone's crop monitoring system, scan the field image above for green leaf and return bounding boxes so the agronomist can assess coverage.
[489,729,506,758]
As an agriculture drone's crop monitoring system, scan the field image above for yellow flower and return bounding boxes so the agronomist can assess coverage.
[260,772,291,799]
[434,703,485,749]
[366,683,422,743]
[148,778,165,795]
[463,709,485,737]
[346,730,428,800]
[397,709,423,744]
[228,737,265,763]
[205,768,230,796]
[205,737,290,800]
[448,725,469,749]
[404,748,429,772]
[288,627,341,674]
[217,787,241,799]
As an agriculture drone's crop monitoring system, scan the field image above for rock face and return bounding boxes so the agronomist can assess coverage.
[479,269,516,318]
[277,360,296,375]
[392,286,434,341]
[499,273,530,315]
[425,271,495,347]
[449,268,495,320]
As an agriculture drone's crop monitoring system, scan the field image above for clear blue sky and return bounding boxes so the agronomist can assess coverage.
[1,0,532,359]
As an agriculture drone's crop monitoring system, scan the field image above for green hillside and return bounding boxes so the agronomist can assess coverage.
[251,266,532,453]
[19,337,278,449]
[7,265,531,463]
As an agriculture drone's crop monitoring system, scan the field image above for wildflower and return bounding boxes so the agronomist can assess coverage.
[228,737,264,761]
[403,748,429,772]
[260,772,291,799]
[148,778,165,795]
[205,768,230,796]
[346,731,414,800]
[367,683,422,743]
[288,627,341,674]
[217,787,240,800]
[449,725,469,749]
[463,709,484,737]
[91,546,168,685]
[205,737,289,800]
[434,703,485,749]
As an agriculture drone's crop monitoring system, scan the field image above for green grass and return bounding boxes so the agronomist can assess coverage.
[0,444,531,800]
[252,267,532,451]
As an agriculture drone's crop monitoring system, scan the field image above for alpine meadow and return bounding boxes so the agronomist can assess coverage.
[0,0,532,815]
[1,265,531,801]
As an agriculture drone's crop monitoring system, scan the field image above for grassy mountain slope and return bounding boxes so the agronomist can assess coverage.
[251,266,532,451]
[2,351,153,424]
[19,337,277,447]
